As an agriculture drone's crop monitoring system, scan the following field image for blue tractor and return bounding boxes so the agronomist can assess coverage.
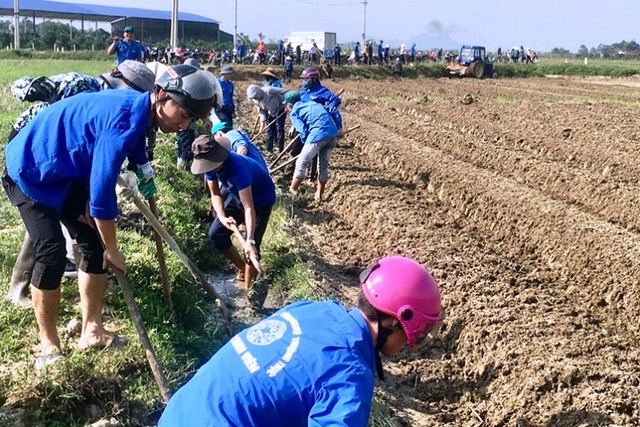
[445,45,498,79]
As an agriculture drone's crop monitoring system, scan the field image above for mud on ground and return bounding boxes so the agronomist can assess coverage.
[237,75,640,427]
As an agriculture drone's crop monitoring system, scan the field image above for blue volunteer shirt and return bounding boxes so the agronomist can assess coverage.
[159,300,376,427]
[225,129,268,171]
[290,100,339,145]
[218,77,235,112]
[5,90,149,220]
[300,82,343,130]
[204,152,275,206]
[114,40,145,65]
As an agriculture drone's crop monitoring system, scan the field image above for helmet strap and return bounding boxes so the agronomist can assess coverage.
[374,319,395,381]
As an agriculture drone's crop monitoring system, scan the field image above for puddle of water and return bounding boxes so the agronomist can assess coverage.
[205,271,246,306]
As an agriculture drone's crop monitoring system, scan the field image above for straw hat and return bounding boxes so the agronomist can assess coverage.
[261,67,279,79]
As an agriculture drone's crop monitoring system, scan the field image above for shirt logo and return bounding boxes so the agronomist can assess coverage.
[246,319,287,346]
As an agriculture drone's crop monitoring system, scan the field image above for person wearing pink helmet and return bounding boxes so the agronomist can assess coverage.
[158,255,443,426]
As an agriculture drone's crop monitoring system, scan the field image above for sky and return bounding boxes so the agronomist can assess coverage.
[61,0,639,52]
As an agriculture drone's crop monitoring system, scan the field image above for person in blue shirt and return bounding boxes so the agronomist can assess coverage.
[283,55,294,83]
[261,67,283,88]
[6,60,157,307]
[210,122,268,171]
[191,135,275,290]
[333,44,342,66]
[299,67,343,131]
[158,256,443,427]
[354,41,361,64]
[410,43,417,63]
[284,90,339,201]
[377,40,384,65]
[2,65,217,369]
[107,26,145,65]
[215,66,236,128]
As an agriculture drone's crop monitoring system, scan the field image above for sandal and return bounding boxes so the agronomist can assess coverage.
[34,347,64,370]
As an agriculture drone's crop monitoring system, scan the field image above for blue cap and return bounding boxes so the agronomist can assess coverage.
[124,26,134,32]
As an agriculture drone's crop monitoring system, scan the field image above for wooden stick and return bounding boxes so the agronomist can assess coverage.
[148,197,172,312]
[250,109,286,141]
[270,154,300,174]
[269,124,360,175]
[112,268,171,403]
[269,134,300,170]
[117,176,233,337]
[250,115,260,136]
[229,224,265,275]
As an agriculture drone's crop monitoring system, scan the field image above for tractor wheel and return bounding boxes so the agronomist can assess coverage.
[473,62,485,78]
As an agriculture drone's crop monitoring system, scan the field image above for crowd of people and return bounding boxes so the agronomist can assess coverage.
[3,25,445,426]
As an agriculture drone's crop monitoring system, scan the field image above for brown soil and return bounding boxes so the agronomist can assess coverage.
[237,75,640,426]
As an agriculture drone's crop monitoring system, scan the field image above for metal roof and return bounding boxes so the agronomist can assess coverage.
[0,0,219,24]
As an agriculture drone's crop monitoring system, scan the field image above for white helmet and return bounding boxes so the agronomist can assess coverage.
[155,64,217,119]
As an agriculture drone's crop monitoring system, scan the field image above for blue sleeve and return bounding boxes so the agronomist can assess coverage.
[308,373,373,427]
[290,108,309,143]
[89,129,128,219]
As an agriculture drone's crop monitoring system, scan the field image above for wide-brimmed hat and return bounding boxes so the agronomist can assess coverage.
[261,67,279,79]
[219,66,235,75]
[191,135,231,174]
[100,60,155,92]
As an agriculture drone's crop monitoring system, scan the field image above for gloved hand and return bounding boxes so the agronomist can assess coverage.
[116,172,138,199]
[137,162,155,183]
[136,167,157,201]
[287,127,297,139]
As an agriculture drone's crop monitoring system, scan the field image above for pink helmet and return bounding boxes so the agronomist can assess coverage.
[299,67,320,79]
[361,256,442,348]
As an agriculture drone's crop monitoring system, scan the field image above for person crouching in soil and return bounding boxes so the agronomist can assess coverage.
[191,135,275,290]
[158,256,443,427]
[284,90,339,201]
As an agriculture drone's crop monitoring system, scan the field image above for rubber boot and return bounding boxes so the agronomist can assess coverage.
[7,232,35,306]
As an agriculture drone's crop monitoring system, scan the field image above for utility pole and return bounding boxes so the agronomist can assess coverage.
[233,0,238,54]
[361,0,367,47]
[170,0,178,50]
[13,0,20,49]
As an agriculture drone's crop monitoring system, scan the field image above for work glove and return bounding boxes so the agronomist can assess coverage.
[116,172,138,199]
[288,127,297,139]
[136,167,157,201]
[138,162,155,182]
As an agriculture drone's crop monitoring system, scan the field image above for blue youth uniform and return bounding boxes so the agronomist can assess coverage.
[225,129,268,171]
[5,90,149,220]
[290,100,339,145]
[114,40,145,65]
[159,300,376,427]
[300,82,343,130]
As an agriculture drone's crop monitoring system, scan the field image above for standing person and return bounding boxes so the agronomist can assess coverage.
[377,40,384,65]
[286,42,294,60]
[215,66,236,128]
[6,61,157,306]
[284,91,338,201]
[3,64,217,368]
[278,40,285,65]
[295,44,302,65]
[107,26,145,65]
[384,44,390,64]
[246,84,286,154]
[393,58,403,79]
[366,41,374,65]
[237,42,246,64]
[257,40,267,65]
[333,44,341,66]
[410,43,416,63]
[310,42,319,65]
[158,256,443,427]
[354,41,361,65]
[190,135,276,290]
[283,55,294,83]
[261,67,283,88]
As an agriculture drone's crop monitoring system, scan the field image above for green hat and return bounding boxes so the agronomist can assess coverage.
[124,26,134,32]
[210,121,232,135]
[283,90,301,105]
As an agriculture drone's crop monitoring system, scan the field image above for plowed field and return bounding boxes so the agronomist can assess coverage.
[238,75,640,426]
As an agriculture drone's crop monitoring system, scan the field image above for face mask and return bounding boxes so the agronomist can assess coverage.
[302,79,314,89]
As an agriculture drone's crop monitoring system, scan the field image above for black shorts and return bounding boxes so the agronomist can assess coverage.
[2,172,106,290]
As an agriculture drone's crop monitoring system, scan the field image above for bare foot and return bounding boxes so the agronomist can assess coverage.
[78,330,122,350]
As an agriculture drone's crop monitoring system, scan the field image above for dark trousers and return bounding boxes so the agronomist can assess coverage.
[208,193,272,256]
[2,173,105,290]
[266,110,286,153]
[216,106,234,128]
[176,123,196,161]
